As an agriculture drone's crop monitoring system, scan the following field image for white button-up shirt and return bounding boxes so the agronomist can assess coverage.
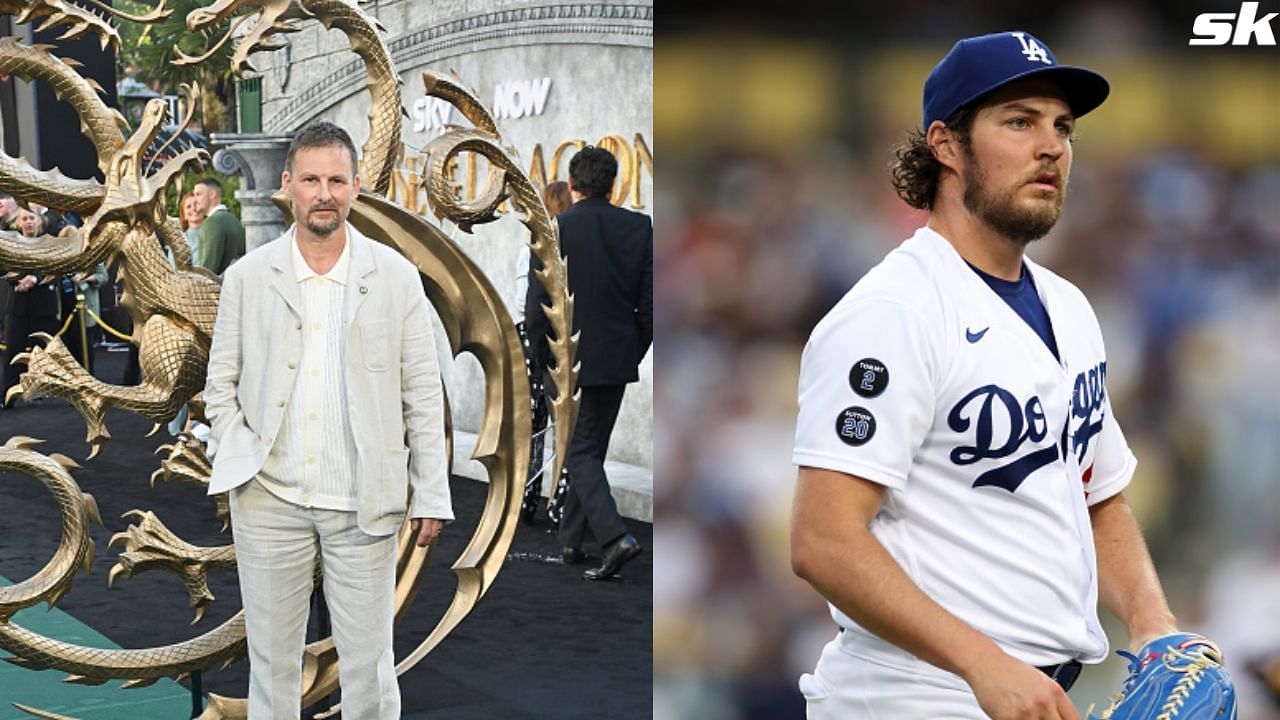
[258,235,359,510]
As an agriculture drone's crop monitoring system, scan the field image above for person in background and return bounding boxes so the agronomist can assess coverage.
[30,202,66,236]
[180,191,207,267]
[526,148,653,581]
[0,194,15,340]
[166,190,212,435]
[2,208,60,407]
[0,193,19,231]
[54,250,107,374]
[58,263,109,373]
[192,177,245,274]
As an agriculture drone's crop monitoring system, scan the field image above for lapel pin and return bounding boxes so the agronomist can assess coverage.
[359,286,368,294]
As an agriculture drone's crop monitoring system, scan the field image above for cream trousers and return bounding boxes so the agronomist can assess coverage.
[230,478,400,720]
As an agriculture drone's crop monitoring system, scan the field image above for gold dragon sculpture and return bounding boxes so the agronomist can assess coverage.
[0,0,172,52]
[177,0,404,196]
[0,0,580,717]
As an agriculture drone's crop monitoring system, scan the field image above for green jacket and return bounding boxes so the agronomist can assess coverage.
[198,206,246,275]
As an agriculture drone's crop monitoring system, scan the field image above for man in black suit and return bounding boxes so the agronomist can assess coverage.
[526,146,653,581]
[2,208,62,407]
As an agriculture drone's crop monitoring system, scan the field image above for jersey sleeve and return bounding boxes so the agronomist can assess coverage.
[1083,386,1137,506]
[793,299,938,489]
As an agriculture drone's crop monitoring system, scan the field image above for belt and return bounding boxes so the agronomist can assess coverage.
[1037,659,1083,692]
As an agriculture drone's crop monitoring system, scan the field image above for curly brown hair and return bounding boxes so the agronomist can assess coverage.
[890,105,978,211]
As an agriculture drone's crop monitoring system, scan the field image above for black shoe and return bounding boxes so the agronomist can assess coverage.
[562,547,587,565]
[583,533,641,581]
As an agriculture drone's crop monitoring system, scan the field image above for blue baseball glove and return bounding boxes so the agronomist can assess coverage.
[1089,633,1236,720]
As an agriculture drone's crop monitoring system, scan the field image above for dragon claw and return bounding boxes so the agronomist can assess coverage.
[107,511,234,617]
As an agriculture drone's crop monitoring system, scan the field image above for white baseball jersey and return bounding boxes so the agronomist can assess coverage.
[794,226,1136,676]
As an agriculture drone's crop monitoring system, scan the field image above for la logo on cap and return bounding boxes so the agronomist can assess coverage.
[1011,32,1052,64]
[920,31,1110,128]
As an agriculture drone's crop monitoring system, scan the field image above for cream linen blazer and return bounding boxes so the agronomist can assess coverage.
[203,223,453,535]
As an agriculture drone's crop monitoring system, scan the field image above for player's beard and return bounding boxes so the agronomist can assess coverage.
[303,203,343,237]
[961,148,1065,245]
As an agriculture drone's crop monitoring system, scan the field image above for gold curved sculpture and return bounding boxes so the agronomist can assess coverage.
[0,437,97,619]
[0,0,173,51]
[3,89,215,453]
[0,1,579,718]
[0,37,124,208]
[420,70,581,490]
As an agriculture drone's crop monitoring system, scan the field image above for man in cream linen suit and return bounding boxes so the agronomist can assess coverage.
[204,122,453,720]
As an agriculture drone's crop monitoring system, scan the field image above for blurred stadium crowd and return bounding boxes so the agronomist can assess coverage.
[655,4,1280,718]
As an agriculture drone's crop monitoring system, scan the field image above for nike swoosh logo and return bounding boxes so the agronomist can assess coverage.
[966,327,989,343]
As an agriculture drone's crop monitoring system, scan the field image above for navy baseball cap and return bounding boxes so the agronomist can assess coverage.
[922,31,1109,128]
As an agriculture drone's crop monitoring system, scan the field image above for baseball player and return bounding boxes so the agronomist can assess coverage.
[791,32,1184,720]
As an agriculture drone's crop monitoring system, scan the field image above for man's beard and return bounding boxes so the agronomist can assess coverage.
[303,205,342,237]
[961,150,1065,245]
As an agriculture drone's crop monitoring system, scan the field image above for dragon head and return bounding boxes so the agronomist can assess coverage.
[185,0,246,30]
[2,0,122,50]
[179,0,300,74]
[81,96,206,242]
[0,0,173,51]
